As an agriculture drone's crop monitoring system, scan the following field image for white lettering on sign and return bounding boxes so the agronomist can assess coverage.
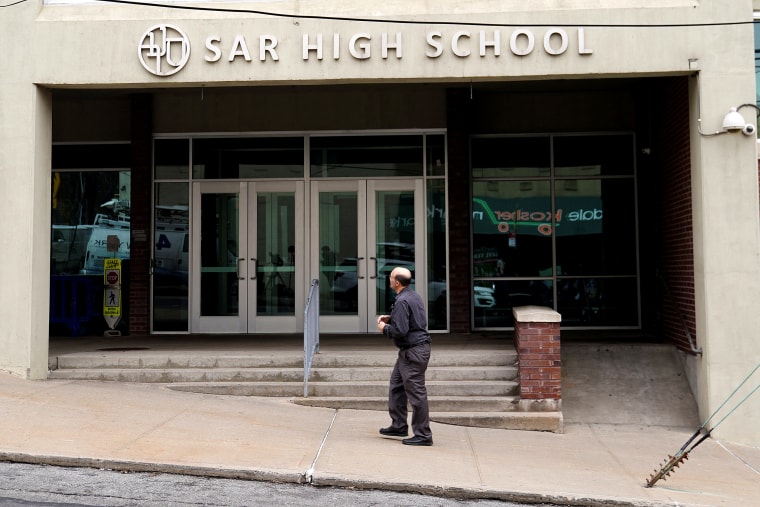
[303,33,323,59]
[204,35,279,62]
[349,33,372,59]
[544,29,568,55]
[229,35,252,62]
[425,32,443,58]
[424,28,592,59]
[261,36,279,61]
[510,29,534,56]
[480,30,500,57]
[452,31,471,57]
[382,32,403,59]
[205,35,222,62]
[567,208,603,221]
[145,26,594,76]
[578,29,593,55]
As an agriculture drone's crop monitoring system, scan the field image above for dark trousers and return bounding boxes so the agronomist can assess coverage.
[388,342,432,439]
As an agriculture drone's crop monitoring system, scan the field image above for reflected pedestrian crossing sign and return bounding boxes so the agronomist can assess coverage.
[103,258,121,330]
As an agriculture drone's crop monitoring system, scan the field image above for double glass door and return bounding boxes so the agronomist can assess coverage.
[191,179,423,333]
[312,180,424,333]
[191,181,304,333]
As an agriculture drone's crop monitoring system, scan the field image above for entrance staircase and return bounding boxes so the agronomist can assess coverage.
[47,335,562,432]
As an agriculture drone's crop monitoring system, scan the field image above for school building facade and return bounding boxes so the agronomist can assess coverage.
[1,0,759,445]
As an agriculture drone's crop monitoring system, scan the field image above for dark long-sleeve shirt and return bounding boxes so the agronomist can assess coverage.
[382,287,430,349]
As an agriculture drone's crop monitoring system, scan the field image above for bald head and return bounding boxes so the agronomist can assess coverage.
[391,267,412,287]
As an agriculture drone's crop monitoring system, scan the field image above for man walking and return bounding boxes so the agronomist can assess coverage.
[376,266,433,446]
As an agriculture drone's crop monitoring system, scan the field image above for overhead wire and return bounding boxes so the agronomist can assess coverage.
[2,0,760,28]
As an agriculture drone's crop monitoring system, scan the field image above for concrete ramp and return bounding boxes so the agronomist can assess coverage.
[561,342,699,429]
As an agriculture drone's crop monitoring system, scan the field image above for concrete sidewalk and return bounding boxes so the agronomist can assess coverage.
[1,368,759,507]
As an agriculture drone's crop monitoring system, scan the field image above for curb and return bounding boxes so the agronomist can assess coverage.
[0,451,672,507]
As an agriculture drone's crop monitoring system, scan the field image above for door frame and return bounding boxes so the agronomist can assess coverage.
[190,181,304,333]
[310,179,425,333]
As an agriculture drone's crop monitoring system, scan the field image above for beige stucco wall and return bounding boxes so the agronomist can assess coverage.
[1,2,53,379]
[689,66,760,445]
[31,2,717,87]
[2,0,759,445]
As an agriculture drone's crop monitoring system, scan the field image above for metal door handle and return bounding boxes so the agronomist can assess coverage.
[237,258,245,280]
[250,258,257,280]
[357,257,365,279]
[369,256,378,279]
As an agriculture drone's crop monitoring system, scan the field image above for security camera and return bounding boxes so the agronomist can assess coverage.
[742,124,756,136]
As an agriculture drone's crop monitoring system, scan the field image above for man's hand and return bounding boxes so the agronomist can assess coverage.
[377,315,389,333]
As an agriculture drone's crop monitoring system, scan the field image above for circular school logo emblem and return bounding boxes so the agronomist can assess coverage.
[138,24,191,77]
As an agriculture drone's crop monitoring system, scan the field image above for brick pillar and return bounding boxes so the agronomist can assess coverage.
[446,88,473,333]
[128,94,152,336]
[513,306,561,400]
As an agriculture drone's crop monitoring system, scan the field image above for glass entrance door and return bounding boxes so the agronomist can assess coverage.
[191,181,303,333]
[311,180,424,332]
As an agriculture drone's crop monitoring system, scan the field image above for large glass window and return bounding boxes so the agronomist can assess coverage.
[310,135,424,178]
[51,143,131,336]
[256,192,296,316]
[153,182,189,332]
[193,137,304,179]
[199,193,240,317]
[426,134,446,177]
[472,180,553,278]
[155,138,190,179]
[153,133,447,332]
[471,136,550,178]
[427,179,447,330]
[471,133,638,329]
[153,138,191,332]
[319,191,358,314]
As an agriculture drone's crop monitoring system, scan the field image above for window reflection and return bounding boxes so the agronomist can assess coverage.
[153,182,189,332]
[193,137,304,179]
[256,193,296,316]
[50,169,130,336]
[427,179,447,329]
[471,133,638,329]
[310,136,424,178]
[472,180,553,278]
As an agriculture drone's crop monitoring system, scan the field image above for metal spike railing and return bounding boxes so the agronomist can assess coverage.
[646,362,760,487]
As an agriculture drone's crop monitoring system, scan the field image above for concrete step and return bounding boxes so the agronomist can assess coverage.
[292,396,523,412]
[48,365,518,383]
[53,351,517,370]
[164,380,519,398]
[47,342,564,432]
[430,411,563,432]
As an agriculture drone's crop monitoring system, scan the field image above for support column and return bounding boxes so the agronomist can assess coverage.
[0,84,53,379]
[446,88,473,333]
[128,94,153,336]
[513,306,562,401]
[688,69,760,445]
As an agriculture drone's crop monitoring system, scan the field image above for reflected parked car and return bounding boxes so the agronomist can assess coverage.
[474,285,496,308]
[331,256,451,314]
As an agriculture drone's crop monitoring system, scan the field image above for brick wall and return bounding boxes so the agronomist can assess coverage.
[513,307,561,400]
[653,77,697,352]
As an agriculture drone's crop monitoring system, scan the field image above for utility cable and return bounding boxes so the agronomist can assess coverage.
[4,0,760,29]
[98,0,760,28]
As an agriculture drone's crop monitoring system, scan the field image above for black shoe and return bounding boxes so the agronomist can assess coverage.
[402,436,433,446]
[379,426,408,437]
